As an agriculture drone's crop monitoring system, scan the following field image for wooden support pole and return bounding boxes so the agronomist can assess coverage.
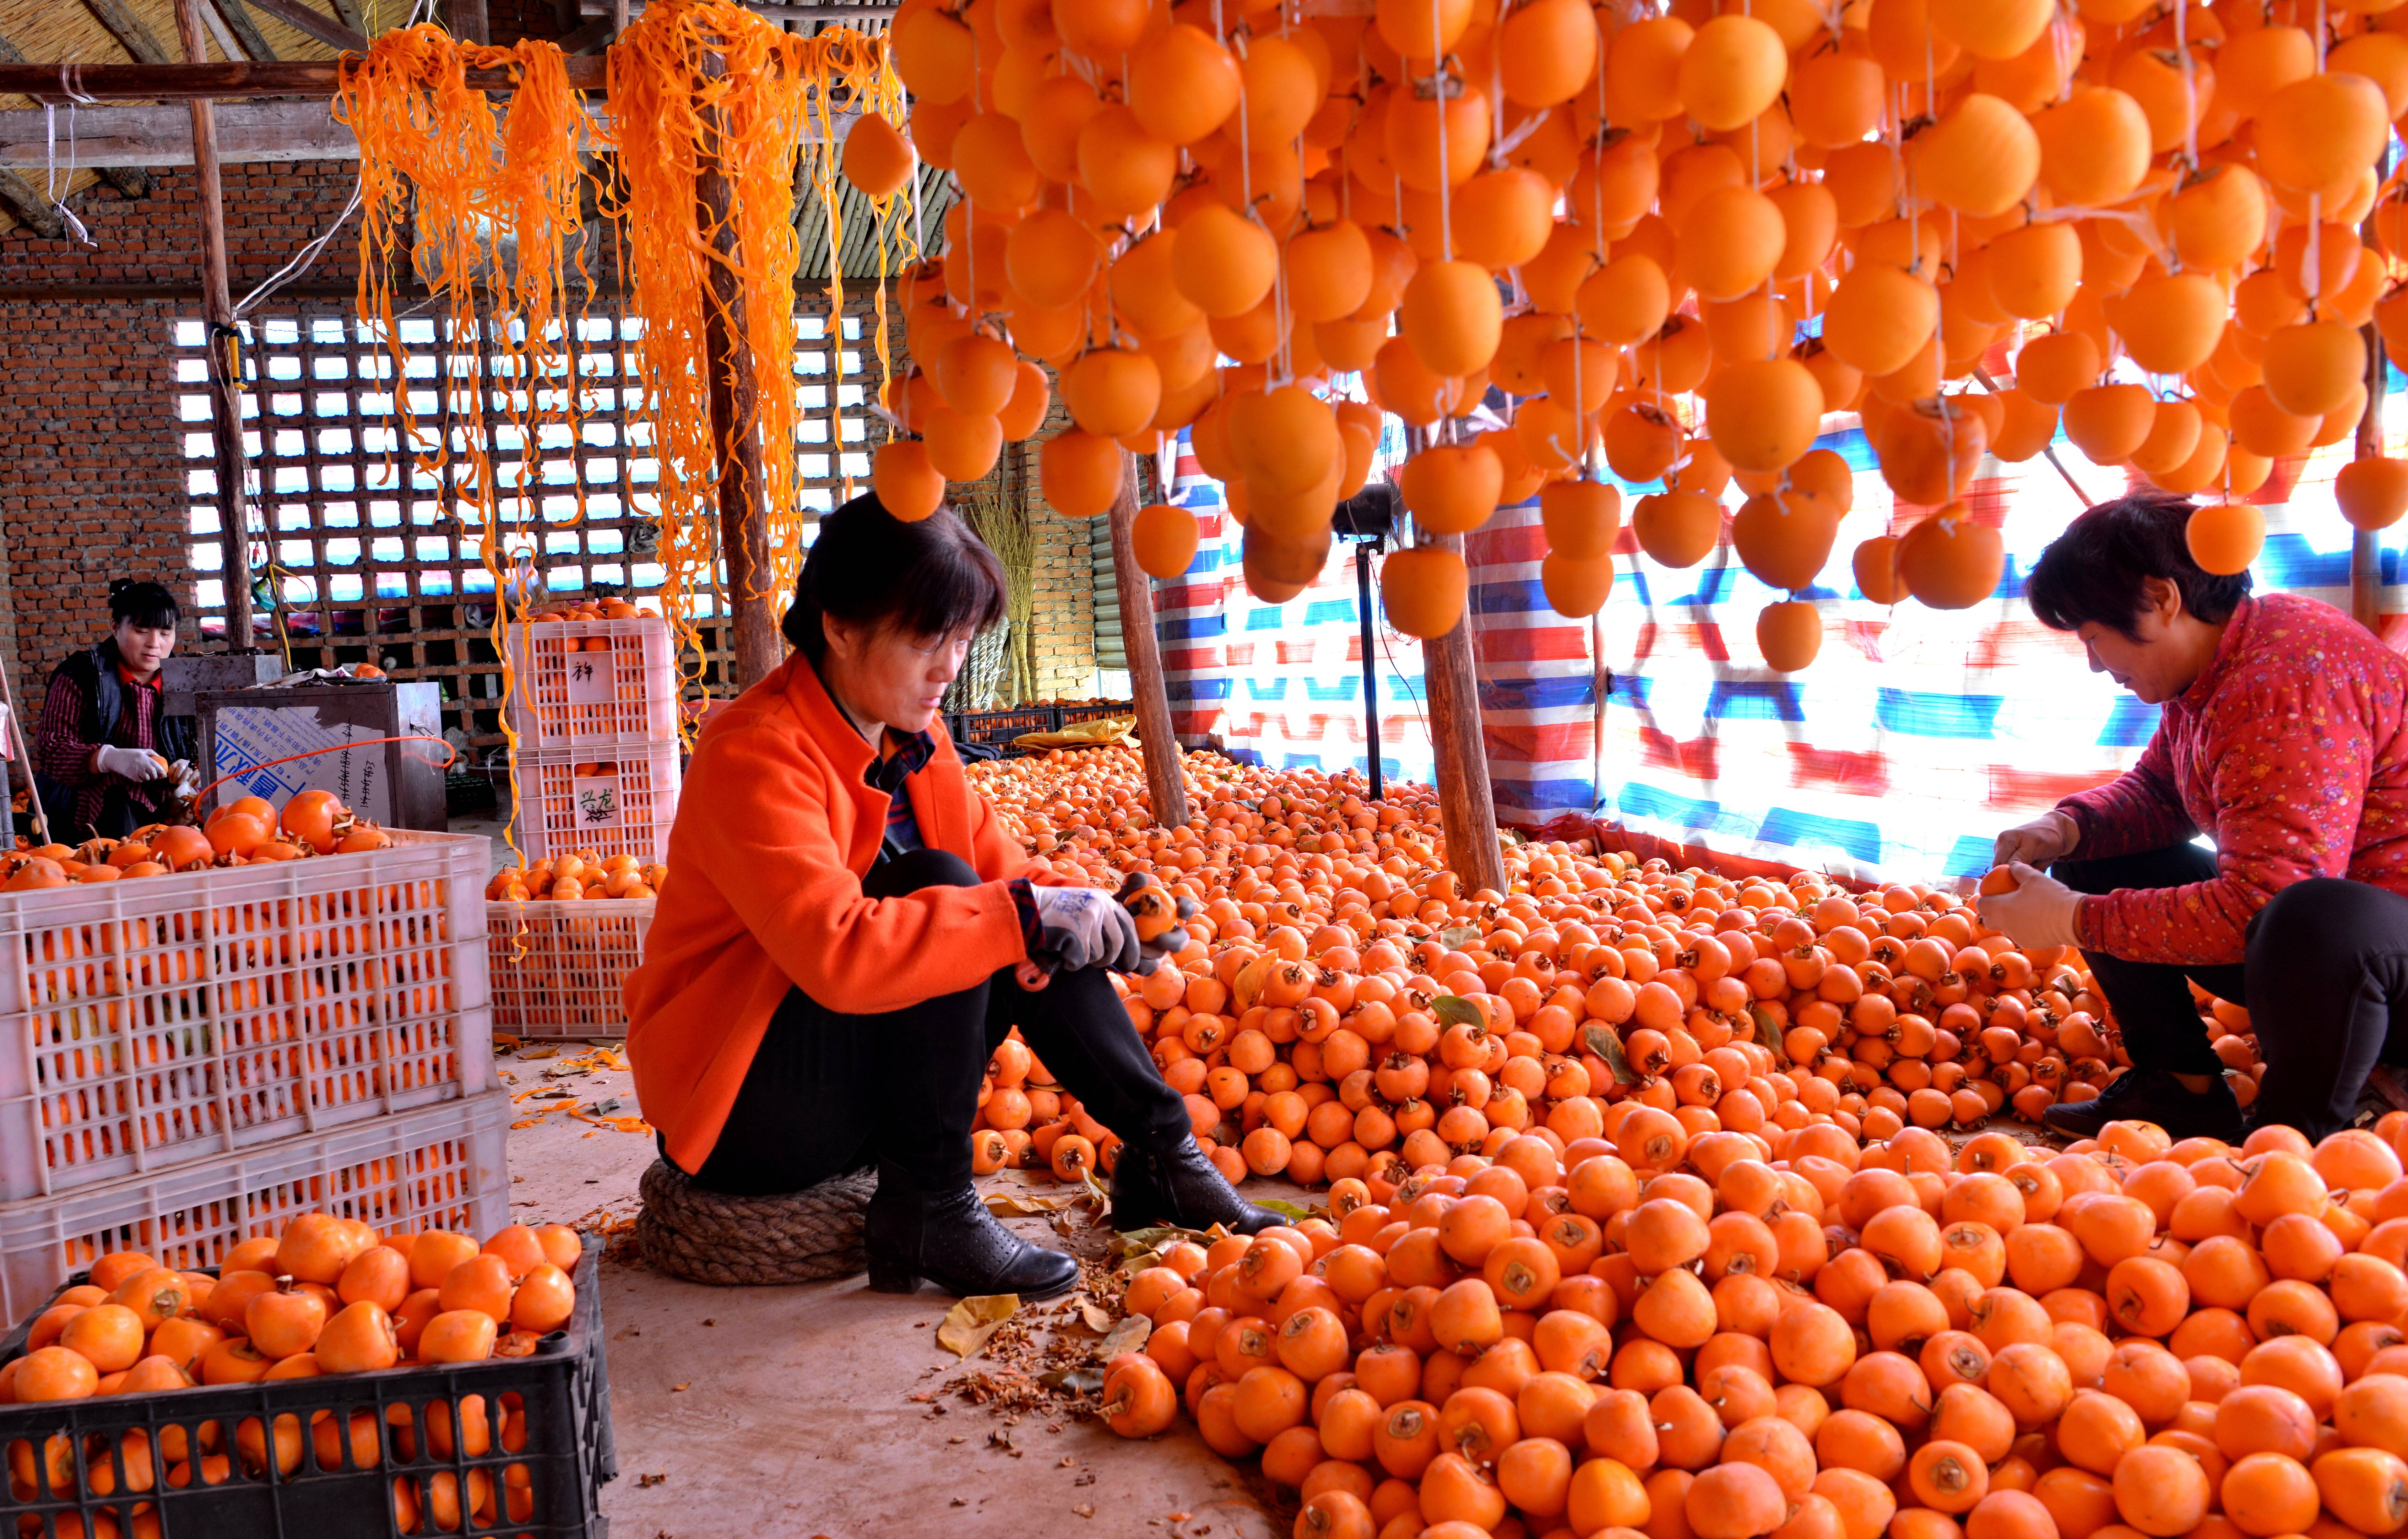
[2353,319,2386,632]
[1107,452,1190,832]
[1420,531,1507,897]
[448,0,488,44]
[175,0,255,655]
[695,48,779,692]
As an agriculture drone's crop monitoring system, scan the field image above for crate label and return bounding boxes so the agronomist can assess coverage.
[571,772,624,828]
[564,652,613,708]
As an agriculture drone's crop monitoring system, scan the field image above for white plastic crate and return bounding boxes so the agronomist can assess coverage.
[487,898,653,1038]
[514,741,680,867]
[0,1086,511,1323]
[504,615,678,748]
[0,830,494,1203]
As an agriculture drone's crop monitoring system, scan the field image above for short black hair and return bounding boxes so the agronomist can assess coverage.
[108,579,180,632]
[780,490,1008,662]
[2026,491,2252,640]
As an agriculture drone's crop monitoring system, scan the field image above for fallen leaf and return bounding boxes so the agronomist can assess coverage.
[1253,1197,1319,1223]
[1077,1299,1113,1333]
[938,1294,1020,1358]
[1038,1364,1106,1395]
[636,1473,667,1488]
[1074,1505,1096,1519]
[1098,1314,1152,1360]
[1111,1225,1207,1254]
[1079,1166,1111,1207]
[983,1192,1076,1217]
[670,1383,689,1392]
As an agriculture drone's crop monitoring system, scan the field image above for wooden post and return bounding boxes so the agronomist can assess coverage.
[2353,321,2386,632]
[1420,531,1507,897]
[449,0,488,43]
[174,0,255,655]
[694,48,780,692]
[1107,452,1190,831]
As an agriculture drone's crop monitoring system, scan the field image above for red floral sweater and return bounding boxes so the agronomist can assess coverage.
[2056,592,2408,966]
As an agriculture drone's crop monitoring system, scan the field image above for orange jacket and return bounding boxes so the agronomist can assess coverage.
[624,654,1052,1173]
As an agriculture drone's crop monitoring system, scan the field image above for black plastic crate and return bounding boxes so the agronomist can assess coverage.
[955,705,1062,747]
[0,1239,615,1539]
[1056,702,1135,727]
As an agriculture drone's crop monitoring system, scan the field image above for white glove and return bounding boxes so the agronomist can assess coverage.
[168,761,201,801]
[93,744,166,783]
[1029,886,1141,974]
[1993,809,2080,868]
[1974,863,2085,951]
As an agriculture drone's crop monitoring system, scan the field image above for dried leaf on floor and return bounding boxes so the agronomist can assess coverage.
[984,1192,1076,1217]
[1038,1364,1105,1395]
[1254,1197,1319,1222]
[1097,1314,1151,1360]
[670,1382,689,1392]
[937,1293,1021,1358]
[1076,1299,1112,1333]
[1074,1504,1095,1518]
[636,1473,667,1487]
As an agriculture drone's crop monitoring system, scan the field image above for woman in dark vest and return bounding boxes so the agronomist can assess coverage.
[33,580,195,842]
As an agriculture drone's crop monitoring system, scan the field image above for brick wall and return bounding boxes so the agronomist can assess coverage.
[1018,399,1099,701]
[0,161,365,696]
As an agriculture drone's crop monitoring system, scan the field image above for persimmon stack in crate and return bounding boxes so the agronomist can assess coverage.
[494,602,681,1037]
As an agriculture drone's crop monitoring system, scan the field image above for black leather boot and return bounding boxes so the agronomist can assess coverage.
[864,1165,1080,1299]
[1110,1138,1282,1236]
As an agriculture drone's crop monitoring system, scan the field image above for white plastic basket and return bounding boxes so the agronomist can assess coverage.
[486,898,653,1038]
[504,616,678,749]
[0,1086,511,1323]
[513,741,680,868]
[0,830,493,1203]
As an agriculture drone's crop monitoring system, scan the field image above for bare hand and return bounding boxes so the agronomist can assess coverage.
[1992,809,2079,870]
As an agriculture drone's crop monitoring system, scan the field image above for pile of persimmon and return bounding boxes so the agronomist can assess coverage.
[862,0,2408,665]
[965,748,2261,1192]
[1100,1114,2408,1539]
[2,790,393,892]
[522,597,650,623]
[487,849,669,903]
[0,1214,581,1414]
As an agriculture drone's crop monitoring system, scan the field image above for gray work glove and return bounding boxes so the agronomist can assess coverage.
[93,744,166,782]
[1029,885,1142,974]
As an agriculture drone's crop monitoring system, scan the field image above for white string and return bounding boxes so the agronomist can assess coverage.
[44,65,96,248]
[238,179,365,317]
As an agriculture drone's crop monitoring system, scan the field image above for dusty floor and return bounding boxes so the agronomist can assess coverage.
[496,1033,1291,1539]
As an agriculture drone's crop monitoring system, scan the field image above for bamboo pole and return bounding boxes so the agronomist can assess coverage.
[0,57,608,98]
[1420,531,1507,897]
[1106,452,1189,831]
[174,0,255,655]
[695,48,779,692]
[2352,321,2385,632]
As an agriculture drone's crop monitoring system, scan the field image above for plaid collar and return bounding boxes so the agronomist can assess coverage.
[867,726,936,793]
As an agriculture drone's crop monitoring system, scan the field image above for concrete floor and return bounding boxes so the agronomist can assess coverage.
[496,1039,1289,1539]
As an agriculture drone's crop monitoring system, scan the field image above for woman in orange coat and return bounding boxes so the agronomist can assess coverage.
[625,494,1272,1300]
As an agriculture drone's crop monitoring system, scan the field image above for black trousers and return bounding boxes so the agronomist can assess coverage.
[670,849,1192,1197]
[2056,845,2408,1137]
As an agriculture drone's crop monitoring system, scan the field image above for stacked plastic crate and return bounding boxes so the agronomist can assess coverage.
[0,832,507,1320]
[489,617,679,1037]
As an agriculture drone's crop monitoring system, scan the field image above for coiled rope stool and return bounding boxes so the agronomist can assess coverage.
[635,1160,877,1285]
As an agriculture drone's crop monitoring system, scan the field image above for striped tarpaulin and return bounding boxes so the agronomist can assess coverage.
[1150,399,2408,885]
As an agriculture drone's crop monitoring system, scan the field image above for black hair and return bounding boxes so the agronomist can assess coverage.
[108,579,180,632]
[2025,491,2252,640]
[780,489,1008,662]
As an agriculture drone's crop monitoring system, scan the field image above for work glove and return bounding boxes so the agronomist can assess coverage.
[93,744,166,783]
[1028,885,1142,975]
[1974,863,2085,952]
[1115,872,1198,977]
[1992,809,2081,869]
[167,761,201,803]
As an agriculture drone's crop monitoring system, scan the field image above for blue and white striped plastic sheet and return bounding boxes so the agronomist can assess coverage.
[1150,402,2408,887]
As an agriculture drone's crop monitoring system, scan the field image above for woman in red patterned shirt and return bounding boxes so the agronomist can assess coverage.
[1978,492,2408,1140]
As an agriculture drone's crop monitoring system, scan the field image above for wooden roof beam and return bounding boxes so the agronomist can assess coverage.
[0,29,150,197]
[0,97,856,166]
[78,0,172,64]
[242,0,366,54]
[0,55,609,98]
[211,0,280,63]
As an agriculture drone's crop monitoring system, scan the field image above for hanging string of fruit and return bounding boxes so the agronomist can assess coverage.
[864,0,2408,675]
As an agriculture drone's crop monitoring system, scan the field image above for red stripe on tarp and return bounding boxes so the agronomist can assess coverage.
[1469,524,1548,564]
[1475,627,1591,662]
[1785,743,1890,796]
[1989,766,2119,804]
[1485,721,1596,759]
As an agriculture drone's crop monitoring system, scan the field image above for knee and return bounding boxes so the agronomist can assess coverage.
[2248,878,2369,957]
[2048,857,2119,897]
[869,848,980,896]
